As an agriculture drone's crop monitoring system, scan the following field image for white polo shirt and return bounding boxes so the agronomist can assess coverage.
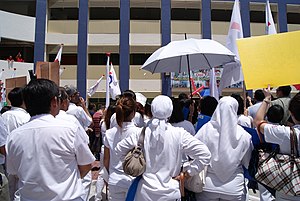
[66,103,92,130]
[56,110,89,144]
[2,107,30,133]
[6,114,95,201]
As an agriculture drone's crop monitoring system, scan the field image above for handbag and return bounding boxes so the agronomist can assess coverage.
[123,127,146,177]
[184,166,207,193]
[255,127,300,196]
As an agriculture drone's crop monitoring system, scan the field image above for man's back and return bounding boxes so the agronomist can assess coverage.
[6,114,95,201]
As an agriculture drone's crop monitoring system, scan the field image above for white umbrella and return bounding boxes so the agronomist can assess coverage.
[140,38,237,95]
[141,38,236,73]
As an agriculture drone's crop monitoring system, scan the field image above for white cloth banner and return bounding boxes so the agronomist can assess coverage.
[266,0,277,35]
[109,63,121,100]
[220,0,244,91]
[87,75,104,97]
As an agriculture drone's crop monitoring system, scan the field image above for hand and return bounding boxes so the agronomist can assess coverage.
[79,97,86,107]
[263,85,272,100]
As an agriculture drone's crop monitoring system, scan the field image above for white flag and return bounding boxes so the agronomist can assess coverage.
[54,44,63,64]
[209,68,219,101]
[105,54,110,108]
[0,69,4,80]
[220,0,244,91]
[109,63,121,100]
[87,75,104,97]
[266,0,277,35]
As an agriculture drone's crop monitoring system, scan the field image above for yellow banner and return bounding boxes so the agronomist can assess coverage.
[237,30,300,89]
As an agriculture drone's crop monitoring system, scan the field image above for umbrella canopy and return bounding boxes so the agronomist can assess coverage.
[141,38,236,73]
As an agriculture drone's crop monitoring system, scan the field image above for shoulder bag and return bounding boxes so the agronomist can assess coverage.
[184,166,207,193]
[255,127,300,196]
[123,127,146,177]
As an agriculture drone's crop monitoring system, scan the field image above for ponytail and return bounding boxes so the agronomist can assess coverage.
[116,104,124,127]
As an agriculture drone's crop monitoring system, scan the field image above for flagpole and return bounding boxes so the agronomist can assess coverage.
[105,53,110,108]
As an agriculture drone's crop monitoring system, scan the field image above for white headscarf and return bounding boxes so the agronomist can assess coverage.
[150,95,173,141]
[199,96,251,182]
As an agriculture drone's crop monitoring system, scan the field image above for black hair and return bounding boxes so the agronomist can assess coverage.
[0,105,11,114]
[169,99,184,123]
[267,105,284,123]
[122,90,136,100]
[254,89,265,102]
[23,79,59,116]
[8,87,24,107]
[200,96,218,117]
[277,86,291,97]
[58,87,68,101]
[231,93,244,115]
[178,92,189,100]
[289,92,300,122]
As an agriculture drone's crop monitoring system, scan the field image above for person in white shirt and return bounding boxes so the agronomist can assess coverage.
[65,85,92,130]
[56,87,84,133]
[0,115,9,200]
[2,87,30,133]
[232,93,253,128]
[103,96,140,201]
[6,79,95,201]
[169,99,196,136]
[1,87,30,200]
[56,87,91,201]
[254,88,300,201]
[195,96,253,201]
[115,95,211,201]
[248,89,265,120]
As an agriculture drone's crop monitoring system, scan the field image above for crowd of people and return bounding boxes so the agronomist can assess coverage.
[0,78,299,201]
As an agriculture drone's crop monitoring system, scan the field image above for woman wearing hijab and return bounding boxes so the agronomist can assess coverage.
[194,96,253,201]
[103,97,140,201]
[115,95,211,201]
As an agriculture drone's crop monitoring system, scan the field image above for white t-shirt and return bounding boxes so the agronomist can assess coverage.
[67,103,92,130]
[171,120,196,136]
[248,102,262,120]
[6,114,95,201]
[264,124,300,200]
[237,114,252,128]
[0,116,8,164]
[103,122,140,188]
[2,107,30,133]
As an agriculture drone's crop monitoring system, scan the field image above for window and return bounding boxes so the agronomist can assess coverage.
[50,8,79,20]
[171,8,200,21]
[90,7,120,20]
[288,13,300,24]
[49,54,77,65]
[130,54,151,65]
[89,54,119,65]
[131,8,160,20]
[211,9,231,22]
[250,11,268,23]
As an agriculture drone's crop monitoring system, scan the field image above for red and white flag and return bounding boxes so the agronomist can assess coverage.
[54,44,63,64]
[266,0,277,35]
[220,0,244,91]
[109,63,121,100]
[87,75,104,97]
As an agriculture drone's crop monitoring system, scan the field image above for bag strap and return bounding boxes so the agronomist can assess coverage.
[137,127,146,149]
[290,127,299,158]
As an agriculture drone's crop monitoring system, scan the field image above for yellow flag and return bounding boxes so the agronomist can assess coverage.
[237,30,300,89]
